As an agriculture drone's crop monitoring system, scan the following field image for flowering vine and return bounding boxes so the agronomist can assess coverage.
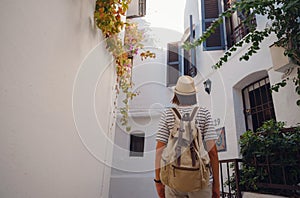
[94,0,155,131]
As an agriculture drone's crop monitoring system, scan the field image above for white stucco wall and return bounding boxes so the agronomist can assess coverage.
[109,0,300,197]
[110,0,187,197]
[0,0,116,198]
[268,67,300,127]
[110,49,175,198]
[206,37,276,159]
[192,10,300,160]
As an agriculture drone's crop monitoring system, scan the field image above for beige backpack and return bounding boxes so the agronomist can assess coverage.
[160,107,210,192]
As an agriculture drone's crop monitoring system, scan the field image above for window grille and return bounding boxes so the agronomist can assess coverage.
[242,77,276,131]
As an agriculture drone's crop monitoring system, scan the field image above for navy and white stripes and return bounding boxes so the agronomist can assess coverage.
[156,106,218,143]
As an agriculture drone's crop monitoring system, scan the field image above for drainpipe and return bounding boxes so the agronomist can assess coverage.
[220,0,228,51]
[190,15,196,72]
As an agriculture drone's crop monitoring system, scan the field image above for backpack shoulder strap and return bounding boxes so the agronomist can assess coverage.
[190,106,199,121]
[171,107,184,166]
[171,107,181,120]
[187,106,199,167]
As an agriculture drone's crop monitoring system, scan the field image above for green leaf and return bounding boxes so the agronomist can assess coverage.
[244,55,249,61]
[295,86,300,95]
[280,81,287,87]
[272,86,279,92]
[231,47,237,51]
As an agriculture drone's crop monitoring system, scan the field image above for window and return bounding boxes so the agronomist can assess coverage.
[201,0,256,50]
[201,0,225,50]
[129,133,145,157]
[242,77,276,131]
[166,33,197,87]
[166,41,197,86]
[166,14,197,86]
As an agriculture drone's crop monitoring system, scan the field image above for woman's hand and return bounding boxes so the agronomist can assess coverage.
[155,141,166,198]
[155,182,165,198]
[212,185,220,198]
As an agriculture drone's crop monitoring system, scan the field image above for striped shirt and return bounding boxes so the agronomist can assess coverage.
[156,106,218,143]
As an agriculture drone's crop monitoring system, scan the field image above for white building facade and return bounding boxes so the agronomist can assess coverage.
[1,0,298,196]
[0,0,117,198]
[110,0,300,197]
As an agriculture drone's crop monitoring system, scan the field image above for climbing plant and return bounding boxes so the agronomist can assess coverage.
[184,0,300,106]
[94,0,155,131]
[225,120,300,197]
[238,120,300,196]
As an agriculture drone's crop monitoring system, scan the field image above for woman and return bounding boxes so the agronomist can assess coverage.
[154,75,220,198]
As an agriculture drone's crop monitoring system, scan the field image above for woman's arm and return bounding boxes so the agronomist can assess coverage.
[206,140,220,198]
[155,141,166,198]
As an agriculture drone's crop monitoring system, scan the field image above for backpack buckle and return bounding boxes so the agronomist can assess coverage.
[182,113,190,121]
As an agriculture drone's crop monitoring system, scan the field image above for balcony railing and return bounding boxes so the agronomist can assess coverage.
[228,18,257,48]
[252,127,300,196]
[219,157,300,197]
[219,158,242,198]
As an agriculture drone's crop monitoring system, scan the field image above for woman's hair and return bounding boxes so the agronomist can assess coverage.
[171,93,197,106]
[171,94,180,105]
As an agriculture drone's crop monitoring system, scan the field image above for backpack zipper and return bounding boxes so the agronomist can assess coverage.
[172,165,199,171]
[172,165,200,177]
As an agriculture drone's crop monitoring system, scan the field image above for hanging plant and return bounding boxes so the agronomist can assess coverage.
[94,0,155,131]
[94,0,130,38]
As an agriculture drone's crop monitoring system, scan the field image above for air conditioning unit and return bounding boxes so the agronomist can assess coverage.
[127,0,146,18]
[269,44,297,73]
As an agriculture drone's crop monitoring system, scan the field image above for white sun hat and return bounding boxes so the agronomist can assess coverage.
[174,75,198,96]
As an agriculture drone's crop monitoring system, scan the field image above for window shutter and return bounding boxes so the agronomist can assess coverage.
[167,42,181,87]
[183,48,197,77]
[186,15,197,77]
[202,0,225,50]
[184,49,190,75]
[139,0,146,16]
[127,0,146,18]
